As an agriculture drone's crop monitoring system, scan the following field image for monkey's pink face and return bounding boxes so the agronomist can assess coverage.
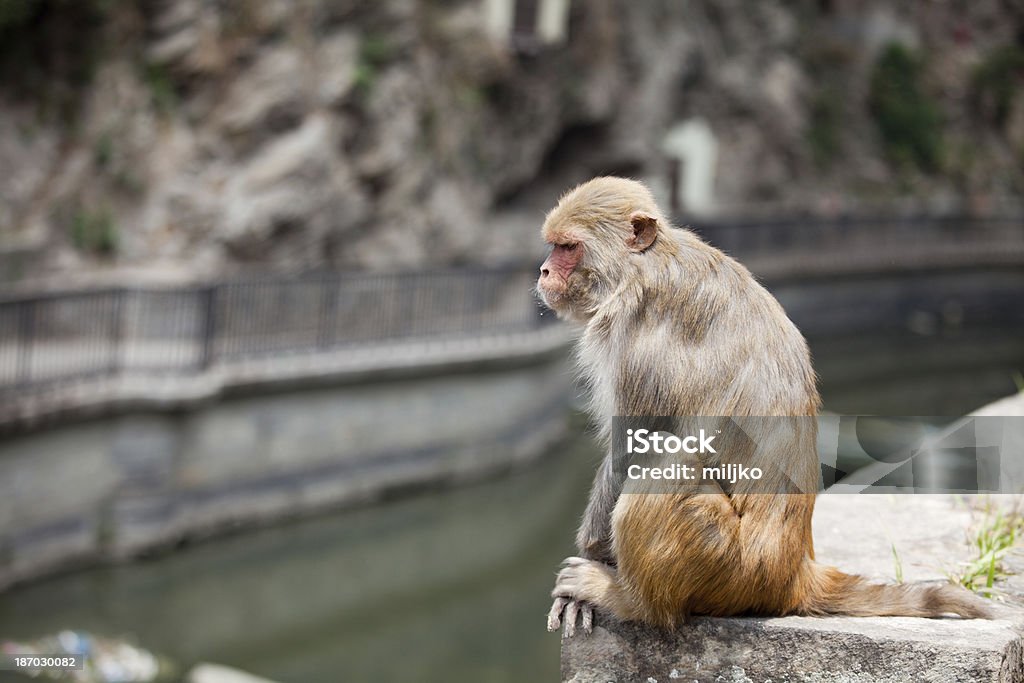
[537,241,583,314]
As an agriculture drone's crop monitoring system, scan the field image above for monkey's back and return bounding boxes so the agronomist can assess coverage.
[600,234,821,621]
[603,231,820,420]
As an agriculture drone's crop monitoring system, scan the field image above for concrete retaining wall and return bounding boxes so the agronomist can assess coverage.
[0,331,573,590]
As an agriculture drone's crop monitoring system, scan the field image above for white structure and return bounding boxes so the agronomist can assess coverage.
[536,0,570,43]
[483,0,571,46]
[661,118,719,216]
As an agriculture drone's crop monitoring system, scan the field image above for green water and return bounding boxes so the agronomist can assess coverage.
[0,432,597,683]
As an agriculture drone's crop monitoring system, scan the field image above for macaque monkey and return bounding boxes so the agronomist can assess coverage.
[537,177,991,636]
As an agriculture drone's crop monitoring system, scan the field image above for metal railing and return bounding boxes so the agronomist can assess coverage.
[683,213,1023,256]
[0,265,550,394]
[2,213,1021,396]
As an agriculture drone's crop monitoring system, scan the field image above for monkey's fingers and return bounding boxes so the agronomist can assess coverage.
[562,600,580,638]
[547,596,569,632]
[580,602,594,635]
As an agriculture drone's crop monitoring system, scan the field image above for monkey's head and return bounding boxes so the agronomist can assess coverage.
[537,176,668,322]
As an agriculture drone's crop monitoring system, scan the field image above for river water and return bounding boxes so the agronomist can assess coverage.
[0,327,1021,682]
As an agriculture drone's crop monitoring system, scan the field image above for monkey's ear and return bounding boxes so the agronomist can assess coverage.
[627,212,659,253]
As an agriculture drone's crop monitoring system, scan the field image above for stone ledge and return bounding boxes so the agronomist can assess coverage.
[563,612,1023,683]
[562,493,1024,682]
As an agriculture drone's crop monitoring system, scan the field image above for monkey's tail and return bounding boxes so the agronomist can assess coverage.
[797,562,993,619]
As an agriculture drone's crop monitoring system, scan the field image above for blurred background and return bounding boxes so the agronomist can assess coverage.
[0,0,1022,681]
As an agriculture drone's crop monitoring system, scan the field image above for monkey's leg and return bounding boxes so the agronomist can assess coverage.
[614,492,814,623]
[611,492,748,625]
[551,493,741,635]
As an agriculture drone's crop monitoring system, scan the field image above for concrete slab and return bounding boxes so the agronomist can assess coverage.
[562,494,1024,682]
[563,612,1022,683]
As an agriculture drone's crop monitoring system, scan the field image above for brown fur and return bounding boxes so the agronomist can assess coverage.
[539,177,991,634]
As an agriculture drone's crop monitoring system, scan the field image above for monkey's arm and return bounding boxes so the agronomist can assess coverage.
[548,451,620,636]
[575,451,620,564]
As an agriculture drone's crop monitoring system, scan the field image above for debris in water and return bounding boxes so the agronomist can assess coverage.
[1,631,175,682]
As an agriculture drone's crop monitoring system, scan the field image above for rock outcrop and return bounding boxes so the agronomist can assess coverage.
[1,0,1023,281]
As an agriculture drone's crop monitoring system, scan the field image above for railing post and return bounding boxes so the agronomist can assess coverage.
[108,289,124,377]
[16,299,35,387]
[199,285,217,371]
[318,275,339,349]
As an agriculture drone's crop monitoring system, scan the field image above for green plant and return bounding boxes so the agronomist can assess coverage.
[71,206,118,256]
[142,62,177,113]
[951,502,1022,598]
[353,34,398,99]
[868,43,944,172]
[94,131,113,169]
[971,45,1024,127]
[360,34,397,67]
[92,131,144,195]
[807,89,842,168]
[456,84,484,109]
[1012,371,1024,394]
[353,63,376,97]
[890,541,904,584]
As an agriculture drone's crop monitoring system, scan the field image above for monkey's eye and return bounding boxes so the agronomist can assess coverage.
[563,243,579,251]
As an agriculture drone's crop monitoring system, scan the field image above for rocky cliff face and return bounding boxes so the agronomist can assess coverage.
[1,0,1022,282]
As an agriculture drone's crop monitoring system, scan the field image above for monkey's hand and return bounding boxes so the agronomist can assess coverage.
[546,557,604,637]
[547,596,593,638]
